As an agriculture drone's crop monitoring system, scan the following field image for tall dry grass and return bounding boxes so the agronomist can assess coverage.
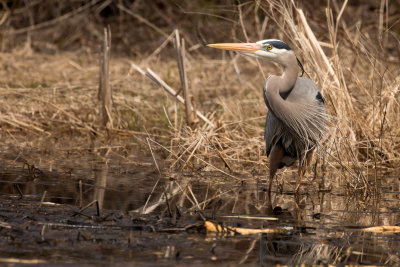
[0,1,399,192]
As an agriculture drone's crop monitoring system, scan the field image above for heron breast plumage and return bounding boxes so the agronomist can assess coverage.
[264,77,326,168]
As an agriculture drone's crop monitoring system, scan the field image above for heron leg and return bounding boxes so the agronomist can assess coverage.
[295,150,314,192]
[268,144,284,194]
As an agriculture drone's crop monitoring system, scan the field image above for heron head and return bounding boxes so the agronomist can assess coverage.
[208,39,304,75]
[211,38,294,57]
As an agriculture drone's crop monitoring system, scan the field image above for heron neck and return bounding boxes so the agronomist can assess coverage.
[278,54,299,94]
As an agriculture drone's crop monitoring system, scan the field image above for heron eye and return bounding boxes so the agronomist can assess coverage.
[266,45,273,50]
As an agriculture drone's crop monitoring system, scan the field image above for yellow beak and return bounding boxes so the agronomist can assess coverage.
[207,43,261,53]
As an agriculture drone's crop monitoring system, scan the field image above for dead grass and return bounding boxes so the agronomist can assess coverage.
[0,0,399,192]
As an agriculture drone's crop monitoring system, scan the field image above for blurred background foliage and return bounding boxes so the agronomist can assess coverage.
[1,0,399,58]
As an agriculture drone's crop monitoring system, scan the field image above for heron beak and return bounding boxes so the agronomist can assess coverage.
[207,43,261,54]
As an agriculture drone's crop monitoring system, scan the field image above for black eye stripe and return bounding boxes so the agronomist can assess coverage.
[262,40,291,50]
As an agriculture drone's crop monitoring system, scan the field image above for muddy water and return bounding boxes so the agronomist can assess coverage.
[0,152,399,266]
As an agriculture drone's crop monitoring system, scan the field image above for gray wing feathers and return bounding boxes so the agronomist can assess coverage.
[264,111,279,156]
[263,77,326,160]
[265,111,295,155]
[286,77,321,103]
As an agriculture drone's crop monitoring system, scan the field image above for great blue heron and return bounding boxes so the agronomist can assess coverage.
[208,39,326,192]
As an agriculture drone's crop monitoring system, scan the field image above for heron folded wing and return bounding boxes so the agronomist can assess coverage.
[264,77,327,152]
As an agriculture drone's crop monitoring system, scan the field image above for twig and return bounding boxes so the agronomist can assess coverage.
[146,137,161,175]
[134,182,182,215]
[239,238,258,264]
[238,4,249,42]
[132,65,214,127]
[215,148,233,172]
[181,136,203,170]
[0,221,12,229]
[146,31,175,60]
[41,225,46,241]
[117,4,168,38]
[186,185,201,211]
[75,200,100,216]
[37,190,47,210]
[13,184,23,199]
[170,138,200,169]
[141,177,160,214]
[0,9,10,27]
[0,116,45,133]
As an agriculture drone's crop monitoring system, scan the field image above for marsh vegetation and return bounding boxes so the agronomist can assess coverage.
[0,0,399,265]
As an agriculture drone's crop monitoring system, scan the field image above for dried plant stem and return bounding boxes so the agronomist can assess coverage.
[174,29,197,128]
[141,177,160,214]
[297,9,339,87]
[131,64,214,127]
[146,137,161,175]
[93,161,108,212]
[37,190,47,210]
[98,26,112,128]
[78,200,100,216]
[117,4,168,38]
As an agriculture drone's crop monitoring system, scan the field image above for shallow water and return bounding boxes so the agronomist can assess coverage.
[0,150,399,266]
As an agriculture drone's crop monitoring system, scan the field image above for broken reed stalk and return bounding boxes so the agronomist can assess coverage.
[98,26,112,128]
[131,63,214,127]
[93,162,108,213]
[76,200,101,216]
[174,29,197,129]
